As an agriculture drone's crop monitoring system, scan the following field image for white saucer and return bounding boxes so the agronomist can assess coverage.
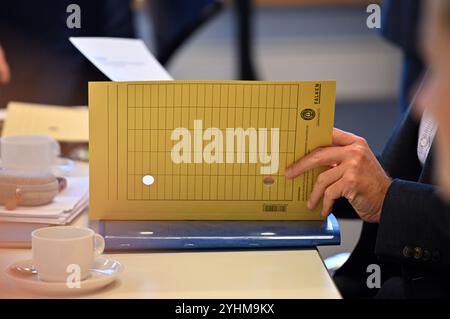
[0,157,75,175]
[5,257,123,296]
[53,157,76,175]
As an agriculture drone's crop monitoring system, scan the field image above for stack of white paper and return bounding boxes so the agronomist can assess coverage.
[0,177,89,247]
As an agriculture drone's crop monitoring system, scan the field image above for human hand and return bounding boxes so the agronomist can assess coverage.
[0,45,11,84]
[285,128,391,223]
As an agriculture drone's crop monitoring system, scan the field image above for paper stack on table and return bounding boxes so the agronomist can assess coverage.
[0,177,89,247]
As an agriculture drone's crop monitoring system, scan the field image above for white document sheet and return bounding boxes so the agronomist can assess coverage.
[69,37,173,81]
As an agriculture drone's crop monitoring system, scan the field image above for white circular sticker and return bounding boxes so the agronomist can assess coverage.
[142,175,155,186]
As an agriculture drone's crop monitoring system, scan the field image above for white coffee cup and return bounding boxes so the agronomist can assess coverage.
[0,135,59,172]
[0,135,74,174]
[31,226,105,283]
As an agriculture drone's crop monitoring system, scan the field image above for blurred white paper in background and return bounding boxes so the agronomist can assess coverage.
[69,37,173,81]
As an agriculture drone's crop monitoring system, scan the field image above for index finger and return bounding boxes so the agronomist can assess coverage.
[333,128,359,146]
[285,146,348,179]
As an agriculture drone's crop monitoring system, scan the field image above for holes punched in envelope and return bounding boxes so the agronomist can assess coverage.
[142,175,155,186]
[263,176,275,186]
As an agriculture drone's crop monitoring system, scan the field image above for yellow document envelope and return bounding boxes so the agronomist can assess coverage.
[2,102,88,142]
[89,80,335,220]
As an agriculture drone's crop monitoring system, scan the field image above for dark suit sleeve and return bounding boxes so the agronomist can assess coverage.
[375,179,450,272]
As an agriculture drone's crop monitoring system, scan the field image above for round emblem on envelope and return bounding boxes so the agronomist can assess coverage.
[300,108,316,121]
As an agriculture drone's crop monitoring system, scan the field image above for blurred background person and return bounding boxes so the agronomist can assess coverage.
[0,0,135,107]
[417,0,450,200]
[144,0,258,80]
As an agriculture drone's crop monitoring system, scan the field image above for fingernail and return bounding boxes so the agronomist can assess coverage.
[307,200,312,209]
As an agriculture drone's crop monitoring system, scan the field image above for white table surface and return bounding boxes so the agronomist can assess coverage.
[0,163,341,299]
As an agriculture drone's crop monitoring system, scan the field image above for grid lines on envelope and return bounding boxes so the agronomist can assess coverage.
[126,83,299,201]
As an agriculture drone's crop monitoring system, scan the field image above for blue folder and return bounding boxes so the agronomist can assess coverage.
[98,215,340,251]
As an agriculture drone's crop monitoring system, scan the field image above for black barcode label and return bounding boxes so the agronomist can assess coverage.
[263,204,287,212]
